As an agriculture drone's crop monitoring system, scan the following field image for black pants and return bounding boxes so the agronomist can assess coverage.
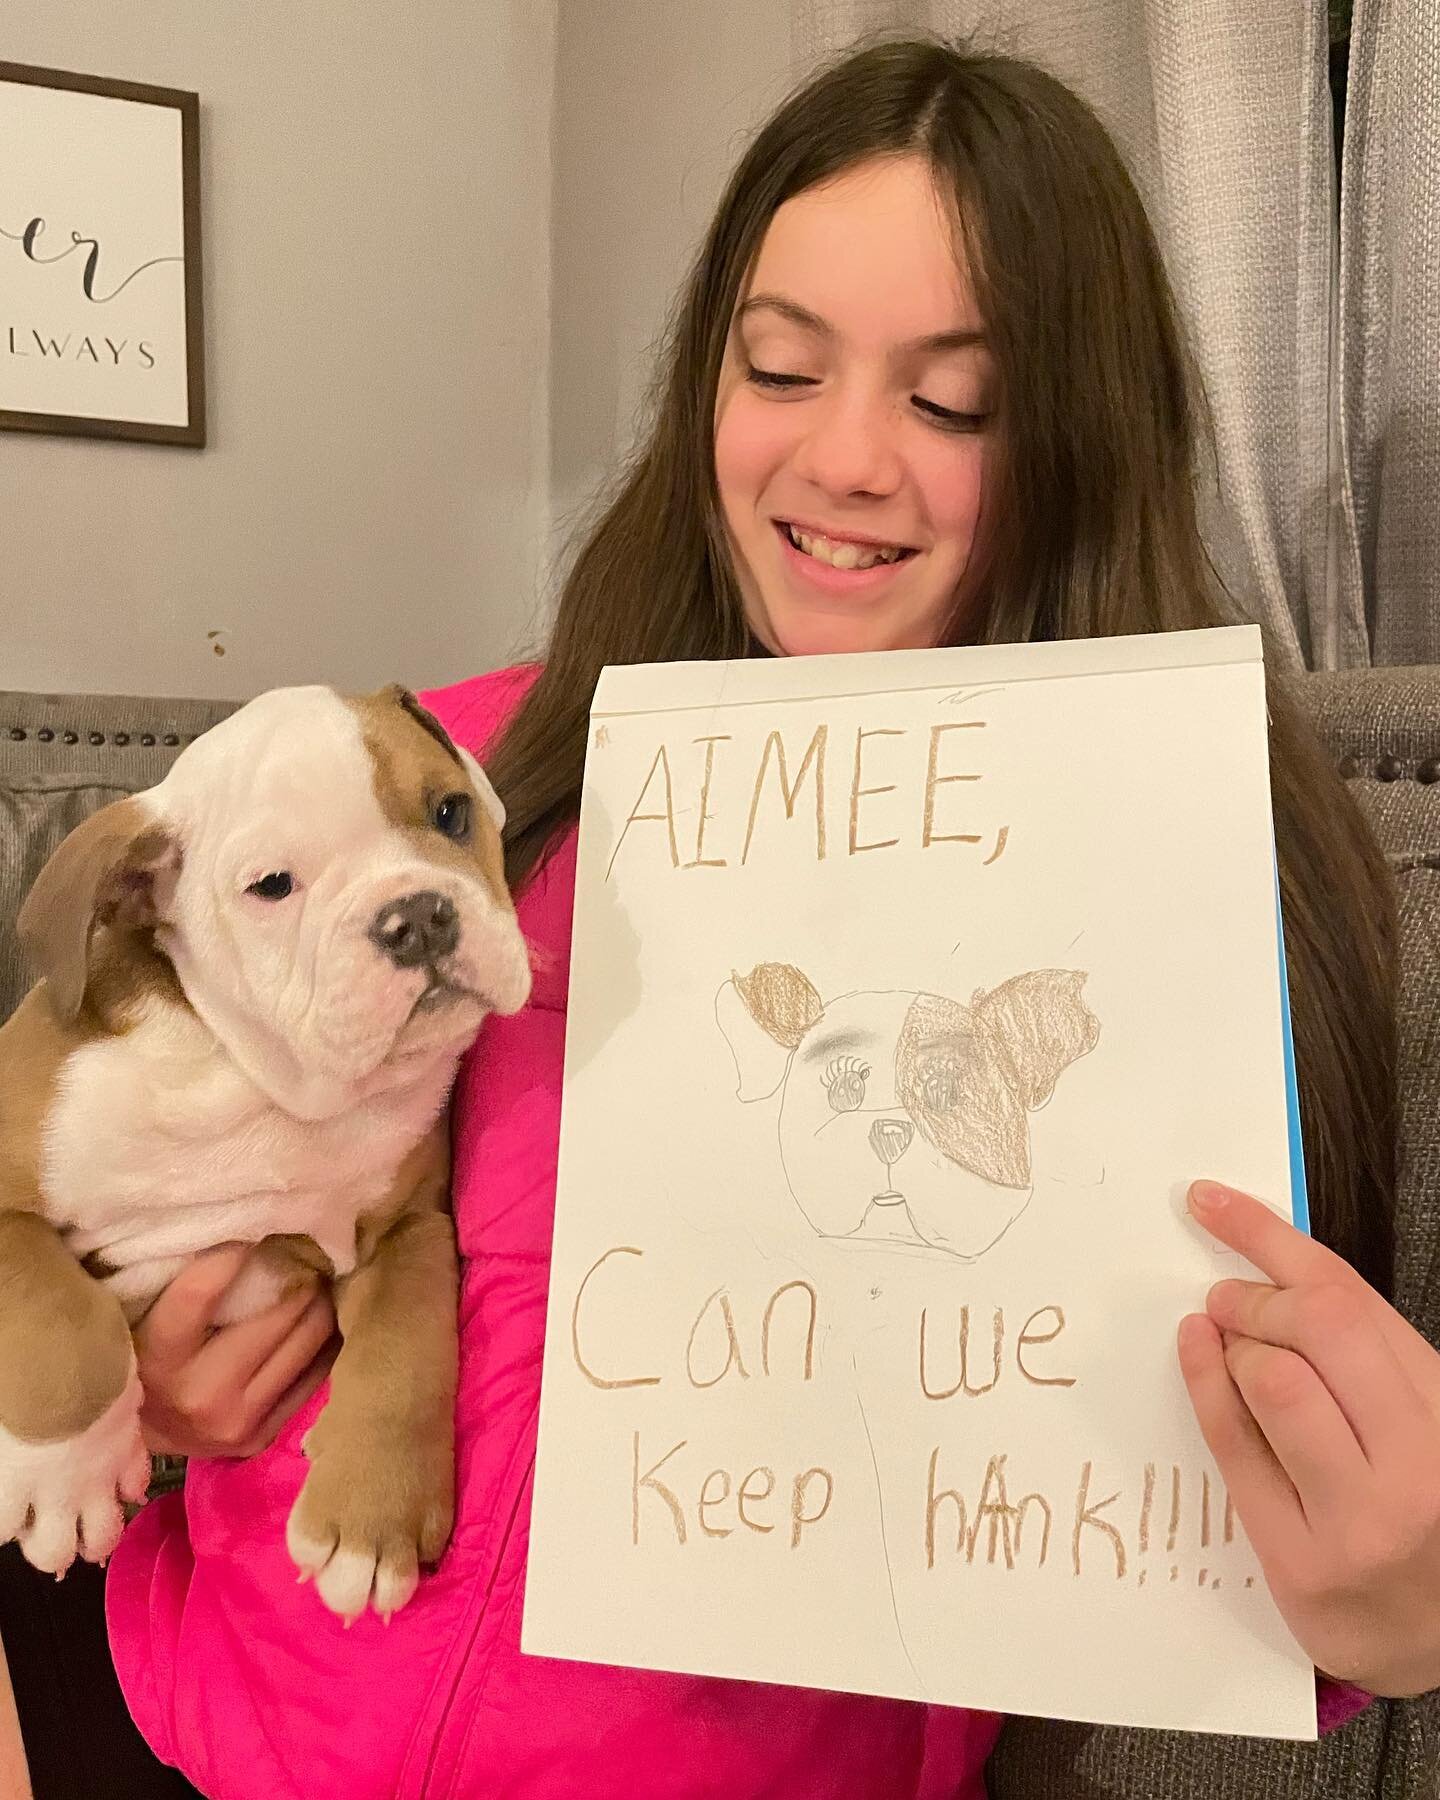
[0,1543,202,1799]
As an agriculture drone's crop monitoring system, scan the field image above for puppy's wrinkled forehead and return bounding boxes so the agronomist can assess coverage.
[153,685,505,899]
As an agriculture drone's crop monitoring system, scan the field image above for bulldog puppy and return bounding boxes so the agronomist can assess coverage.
[716,962,1099,1259]
[0,685,530,1621]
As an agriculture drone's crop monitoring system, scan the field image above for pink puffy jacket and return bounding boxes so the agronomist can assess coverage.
[106,667,999,1799]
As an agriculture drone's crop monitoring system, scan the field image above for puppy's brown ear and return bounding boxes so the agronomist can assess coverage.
[974,969,1100,1111]
[715,963,822,1103]
[18,799,181,1023]
[384,685,463,765]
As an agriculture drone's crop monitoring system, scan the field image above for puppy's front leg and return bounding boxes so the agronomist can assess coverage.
[0,1211,151,1574]
[285,1123,459,1622]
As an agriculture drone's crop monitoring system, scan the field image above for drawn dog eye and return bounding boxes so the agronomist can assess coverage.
[246,871,295,901]
[920,1061,962,1113]
[824,1056,870,1113]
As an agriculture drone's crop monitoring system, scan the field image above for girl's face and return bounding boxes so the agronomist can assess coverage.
[714,155,995,658]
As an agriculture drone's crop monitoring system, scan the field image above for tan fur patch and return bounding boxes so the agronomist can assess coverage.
[288,1119,459,1586]
[80,923,189,1032]
[0,989,90,1224]
[346,688,511,911]
[0,932,190,1236]
[247,1233,336,1289]
[355,1120,450,1259]
[18,797,182,1023]
[0,1210,132,1442]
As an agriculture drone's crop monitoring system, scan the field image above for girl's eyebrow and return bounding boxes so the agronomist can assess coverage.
[737,292,987,354]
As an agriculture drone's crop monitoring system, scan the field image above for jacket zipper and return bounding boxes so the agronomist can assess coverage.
[416,1451,536,1800]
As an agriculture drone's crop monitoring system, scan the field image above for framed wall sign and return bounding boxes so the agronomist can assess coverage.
[0,61,205,447]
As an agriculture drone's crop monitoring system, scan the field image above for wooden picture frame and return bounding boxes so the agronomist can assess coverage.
[0,61,205,447]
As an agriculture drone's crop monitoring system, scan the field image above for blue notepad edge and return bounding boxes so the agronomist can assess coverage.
[1275,854,1311,1236]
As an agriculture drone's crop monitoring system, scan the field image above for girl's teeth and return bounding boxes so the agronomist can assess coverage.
[790,527,906,571]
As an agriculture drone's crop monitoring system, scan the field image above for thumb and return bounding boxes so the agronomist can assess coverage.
[136,1244,253,1359]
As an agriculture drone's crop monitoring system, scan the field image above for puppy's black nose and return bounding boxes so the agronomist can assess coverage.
[369,891,459,968]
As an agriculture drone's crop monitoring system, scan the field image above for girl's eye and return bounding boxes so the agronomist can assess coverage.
[824,1056,870,1114]
[747,368,986,431]
[247,871,295,902]
[913,396,990,433]
[746,365,820,392]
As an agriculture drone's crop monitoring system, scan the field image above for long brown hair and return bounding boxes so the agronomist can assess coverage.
[488,37,1395,1290]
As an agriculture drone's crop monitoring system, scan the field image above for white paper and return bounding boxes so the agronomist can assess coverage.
[524,626,1317,1740]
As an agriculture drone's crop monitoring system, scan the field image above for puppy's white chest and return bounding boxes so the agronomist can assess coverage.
[43,1005,440,1295]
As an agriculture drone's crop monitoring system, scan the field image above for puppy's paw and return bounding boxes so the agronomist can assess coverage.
[0,1368,150,1575]
[285,1413,453,1623]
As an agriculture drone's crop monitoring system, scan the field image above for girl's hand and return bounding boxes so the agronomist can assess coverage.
[1179,1180,1440,1697]
[134,1247,339,1459]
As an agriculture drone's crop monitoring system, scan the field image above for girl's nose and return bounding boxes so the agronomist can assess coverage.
[789,389,903,502]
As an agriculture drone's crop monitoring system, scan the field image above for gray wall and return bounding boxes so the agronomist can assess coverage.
[549,0,796,537]
[1,2,555,700]
[2,1,803,701]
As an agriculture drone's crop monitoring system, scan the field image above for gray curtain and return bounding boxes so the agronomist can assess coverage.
[790,0,1439,671]
[1342,0,1440,665]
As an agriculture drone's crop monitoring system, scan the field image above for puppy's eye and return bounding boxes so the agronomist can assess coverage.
[246,871,295,901]
[433,792,472,842]
[824,1056,870,1114]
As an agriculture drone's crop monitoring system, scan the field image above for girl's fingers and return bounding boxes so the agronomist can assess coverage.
[1191,1182,1440,1401]
[243,1295,339,1418]
[134,1245,253,1361]
[247,1338,341,1454]
[198,1282,328,1388]
[1206,1278,1428,1466]
[1189,1181,1358,1284]
[1177,1312,1306,1559]
[1217,1330,1372,1518]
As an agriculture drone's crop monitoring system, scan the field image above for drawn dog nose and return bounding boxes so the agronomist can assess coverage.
[869,1119,914,1167]
[369,891,458,968]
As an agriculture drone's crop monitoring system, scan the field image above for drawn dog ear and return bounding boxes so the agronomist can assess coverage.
[974,969,1100,1110]
[19,798,182,1023]
[715,963,822,1102]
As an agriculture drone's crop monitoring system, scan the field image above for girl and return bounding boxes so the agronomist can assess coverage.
[116,38,1440,1799]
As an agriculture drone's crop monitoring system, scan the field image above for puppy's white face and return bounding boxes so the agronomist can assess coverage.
[147,686,529,1113]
